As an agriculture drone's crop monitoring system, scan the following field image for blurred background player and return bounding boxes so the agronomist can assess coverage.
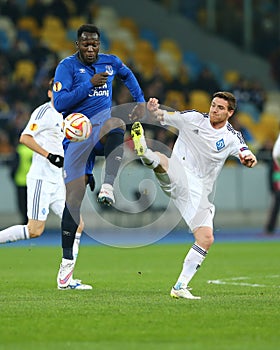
[0,78,91,290]
[53,24,145,289]
[131,92,257,299]
[9,143,33,224]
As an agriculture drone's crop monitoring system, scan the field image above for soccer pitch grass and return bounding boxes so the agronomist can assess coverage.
[0,241,279,350]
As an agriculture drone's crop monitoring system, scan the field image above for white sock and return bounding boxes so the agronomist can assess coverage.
[73,232,81,262]
[174,243,207,289]
[0,225,30,244]
[140,149,160,169]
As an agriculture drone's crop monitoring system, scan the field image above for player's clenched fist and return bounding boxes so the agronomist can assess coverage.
[47,153,64,168]
[147,98,164,121]
[90,72,109,87]
[239,152,257,168]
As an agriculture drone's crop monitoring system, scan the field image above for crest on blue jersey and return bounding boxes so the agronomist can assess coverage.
[216,138,225,151]
[105,65,113,75]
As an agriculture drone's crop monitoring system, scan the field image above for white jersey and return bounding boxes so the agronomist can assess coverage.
[21,101,64,183]
[162,109,251,190]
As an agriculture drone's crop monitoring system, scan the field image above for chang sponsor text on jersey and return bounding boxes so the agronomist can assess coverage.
[88,83,109,97]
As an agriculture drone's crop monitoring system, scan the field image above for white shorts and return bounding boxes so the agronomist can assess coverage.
[156,156,215,232]
[26,176,65,221]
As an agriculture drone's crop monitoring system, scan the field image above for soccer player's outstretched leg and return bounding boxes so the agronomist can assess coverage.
[132,94,257,299]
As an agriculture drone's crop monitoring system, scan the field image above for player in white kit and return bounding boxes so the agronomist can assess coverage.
[0,78,92,290]
[131,92,257,299]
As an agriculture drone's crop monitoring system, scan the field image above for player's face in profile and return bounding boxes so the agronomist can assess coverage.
[209,97,233,128]
[77,32,100,65]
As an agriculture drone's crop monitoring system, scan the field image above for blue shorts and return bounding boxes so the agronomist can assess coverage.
[63,122,104,184]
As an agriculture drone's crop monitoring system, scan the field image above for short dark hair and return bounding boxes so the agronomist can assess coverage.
[213,91,236,111]
[77,24,100,39]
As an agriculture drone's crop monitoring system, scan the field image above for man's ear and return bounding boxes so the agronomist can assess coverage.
[228,110,234,119]
[75,41,78,47]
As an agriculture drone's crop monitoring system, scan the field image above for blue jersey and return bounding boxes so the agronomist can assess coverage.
[53,52,145,122]
[53,52,145,184]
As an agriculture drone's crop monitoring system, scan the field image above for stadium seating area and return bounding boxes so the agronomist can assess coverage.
[1,1,280,161]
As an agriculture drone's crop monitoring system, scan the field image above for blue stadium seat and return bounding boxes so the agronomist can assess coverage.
[206,61,224,86]
[17,29,34,50]
[139,28,159,50]
[0,29,10,51]
[183,50,203,80]
[238,102,260,122]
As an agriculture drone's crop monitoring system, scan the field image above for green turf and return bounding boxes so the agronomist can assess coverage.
[0,241,279,350]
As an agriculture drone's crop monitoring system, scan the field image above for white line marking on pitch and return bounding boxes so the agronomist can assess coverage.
[207,275,280,288]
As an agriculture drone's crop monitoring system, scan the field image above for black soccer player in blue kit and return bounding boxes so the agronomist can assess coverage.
[53,24,145,289]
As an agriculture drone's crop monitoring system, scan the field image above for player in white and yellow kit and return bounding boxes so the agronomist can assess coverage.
[131,92,257,299]
[0,79,92,290]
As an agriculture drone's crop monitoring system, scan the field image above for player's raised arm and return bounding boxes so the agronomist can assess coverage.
[146,97,186,131]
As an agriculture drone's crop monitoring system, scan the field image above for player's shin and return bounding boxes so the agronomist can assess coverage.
[174,244,207,290]
[104,129,124,185]
[61,204,79,260]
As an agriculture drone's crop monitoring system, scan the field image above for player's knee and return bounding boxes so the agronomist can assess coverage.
[66,193,83,208]
[207,234,214,247]
[100,118,126,140]
[28,222,45,238]
[29,231,42,238]
[204,234,214,250]
[109,117,126,131]
[194,227,214,250]
[66,178,86,206]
